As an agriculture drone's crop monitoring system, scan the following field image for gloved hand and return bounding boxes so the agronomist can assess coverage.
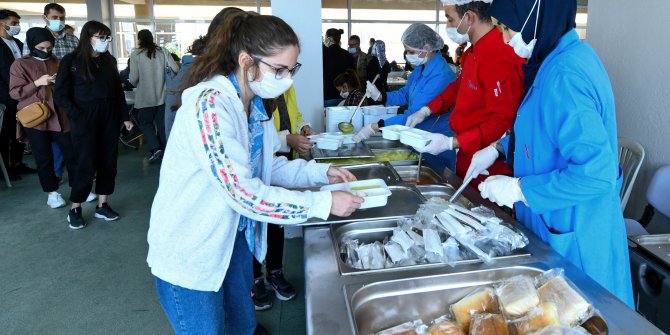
[405,106,432,128]
[464,145,499,182]
[366,81,382,102]
[413,132,453,155]
[478,175,526,208]
[353,124,377,142]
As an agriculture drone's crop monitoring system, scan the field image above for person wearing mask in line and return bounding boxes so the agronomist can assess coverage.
[366,40,390,97]
[322,28,354,107]
[9,27,76,209]
[474,0,634,307]
[165,7,245,142]
[354,23,458,174]
[368,37,375,55]
[333,69,368,107]
[54,21,134,230]
[129,29,179,163]
[253,85,317,311]
[147,12,363,334]
[63,24,74,36]
[0,9,36,181]
[347,35,368,84]
[402,50,414,72]
[403,0,524,187]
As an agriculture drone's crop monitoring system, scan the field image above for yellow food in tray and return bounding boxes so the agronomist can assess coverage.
[350,185,381,191]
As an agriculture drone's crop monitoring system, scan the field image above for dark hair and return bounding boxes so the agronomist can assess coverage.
[0,9,20,20]
[349,35,360,43]
[187,37,206,56]
[64,24,74,30]
[182,14,300,97]
[455,2,492,24]
[206,7,245,43]
[333,69,361,90]
[369,38,375,44]
[170,53,179,62]
[137,29,158,59]
[326,28,344,44]
[44,3,66,16]
[75,20,112,81]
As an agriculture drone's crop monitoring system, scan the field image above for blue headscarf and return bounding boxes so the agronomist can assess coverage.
[488,0,577,94]
[372,40,387,69]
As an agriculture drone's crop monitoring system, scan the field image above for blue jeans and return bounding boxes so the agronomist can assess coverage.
[52,142,63,177]
[155,232,256,335]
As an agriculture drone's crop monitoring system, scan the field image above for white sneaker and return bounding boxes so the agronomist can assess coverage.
[47,192,66,209]
[86,192,98,202]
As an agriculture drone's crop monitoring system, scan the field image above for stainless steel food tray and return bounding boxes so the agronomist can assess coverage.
[363,138,409,150]
[630,234,670,268]
[301,185,425,226]
[415,184,473,209]
[340,162,402,185]
[344,264,549,334]
[331,219,530,276]
[311,142,375,160]
[394,165,446,184]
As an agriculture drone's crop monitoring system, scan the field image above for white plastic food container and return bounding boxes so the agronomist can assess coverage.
[399,128,431,148]
[315,136,343,150]
[320,179,392,209]
[379,125,411,141]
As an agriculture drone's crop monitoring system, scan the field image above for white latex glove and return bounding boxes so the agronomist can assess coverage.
[366,81,382,102]
[405,106,432,128]
[353,124,377,142]
[464,145,500,182]
[413,132,453,155]
[478,175,526,208]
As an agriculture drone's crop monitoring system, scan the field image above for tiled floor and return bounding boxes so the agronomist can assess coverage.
[0,144,306,334]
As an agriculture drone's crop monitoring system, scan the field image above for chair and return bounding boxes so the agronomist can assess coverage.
[0,106,12,187]
[625,165,670,236]
[618,137,645,211]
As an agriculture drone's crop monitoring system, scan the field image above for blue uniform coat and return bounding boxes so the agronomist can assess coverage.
[513,30,634,307]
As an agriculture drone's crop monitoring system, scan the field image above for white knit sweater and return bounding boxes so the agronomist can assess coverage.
[147,75,333,291]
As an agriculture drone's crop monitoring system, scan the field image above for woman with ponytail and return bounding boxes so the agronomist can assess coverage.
[147,13,363,333]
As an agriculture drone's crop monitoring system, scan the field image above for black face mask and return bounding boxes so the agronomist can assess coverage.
[30,49,52,60]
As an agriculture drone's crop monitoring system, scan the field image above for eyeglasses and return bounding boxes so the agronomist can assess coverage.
[253,57,301,79]
[94,35,112,42]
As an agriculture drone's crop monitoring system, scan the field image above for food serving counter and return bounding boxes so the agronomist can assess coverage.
[303,164,662,335]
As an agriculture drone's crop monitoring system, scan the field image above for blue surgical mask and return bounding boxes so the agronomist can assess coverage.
[5,24,20,36]
[47,19,65,32]
[348,47,356,54]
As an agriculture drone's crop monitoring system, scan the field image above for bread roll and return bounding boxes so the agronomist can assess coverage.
[469,314,509,335]
[426,320,465,335]
[537,276,590,326]
[512,302,561,335]
[496,275,540,317]
[450,287,498,332]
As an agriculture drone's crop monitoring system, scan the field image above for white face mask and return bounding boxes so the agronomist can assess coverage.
[5,25,20,36]
[248,70,293,99]
[446,13,471,45]
[508,0,541,59]
[406,52,427,67]
[47,19,65,32]
[340,91,349,99]
[93,39,109,53]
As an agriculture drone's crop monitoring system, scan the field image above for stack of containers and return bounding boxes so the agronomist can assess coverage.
[362,105,400,125]
[324,106,363,133]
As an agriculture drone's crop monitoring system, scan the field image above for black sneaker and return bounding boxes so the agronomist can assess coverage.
[267,269,296,301]
[148,149,163,163]
[252,277,273,311]
[67,207,86,230]
[254,323,269,335]
[95,203,120,221]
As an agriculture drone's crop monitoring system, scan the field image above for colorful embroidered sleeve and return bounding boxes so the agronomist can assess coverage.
[193,88,332,223]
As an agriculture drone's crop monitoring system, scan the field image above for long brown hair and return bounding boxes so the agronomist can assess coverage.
[181,13,300,95]
[333,69,361,90]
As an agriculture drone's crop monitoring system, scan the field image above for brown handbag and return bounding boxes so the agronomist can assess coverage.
[16,60,57,128]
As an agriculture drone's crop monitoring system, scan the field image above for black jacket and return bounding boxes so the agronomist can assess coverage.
[0,37,23,103]
[322,44,354,100]
[366,56,390,94]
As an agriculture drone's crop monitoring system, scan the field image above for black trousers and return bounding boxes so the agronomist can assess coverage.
[69,101,120,203]
[253,223,285,279]
[135,104,166,152]
[0,101,26,168]
[23,128,76,192]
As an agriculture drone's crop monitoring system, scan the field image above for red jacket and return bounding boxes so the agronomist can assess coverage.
[427,28,524,184]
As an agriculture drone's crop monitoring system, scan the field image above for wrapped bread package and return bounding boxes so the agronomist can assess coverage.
[376,319,425,335]
[511,302,561,335]
[527,326,590,335]
[426,316,465,335]
[495,275,540,317]
[469,313,509,335]
[537,274,592,326]
[450,287,498,332]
